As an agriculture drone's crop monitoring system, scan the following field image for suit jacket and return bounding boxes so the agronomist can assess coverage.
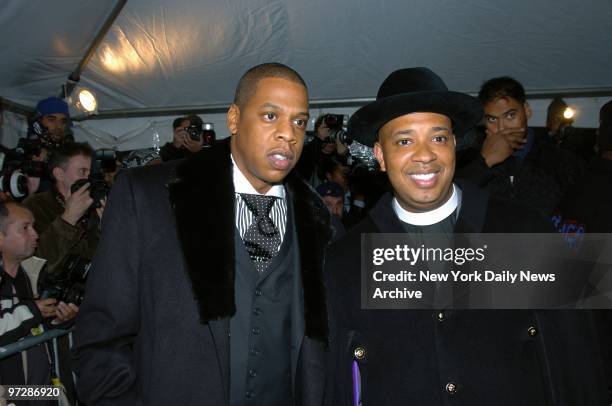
[72,139,334,406]
[325,182,608,405]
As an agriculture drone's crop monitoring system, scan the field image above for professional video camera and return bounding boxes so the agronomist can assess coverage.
[323,114,352,146]
[70,149,116,209]
[39,255,90,306]
[0,141,46,199]
[187,121,216,147]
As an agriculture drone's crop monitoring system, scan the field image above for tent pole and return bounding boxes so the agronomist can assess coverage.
[0,97,35,116]
[62,0,128,97]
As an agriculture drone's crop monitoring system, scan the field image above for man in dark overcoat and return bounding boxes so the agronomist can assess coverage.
[325,67,608,405]
[72,63,334,406]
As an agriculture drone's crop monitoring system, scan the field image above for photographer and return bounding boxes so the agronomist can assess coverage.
[2,97,75,199]
[0,201,77,395]
[159,114,210,162]
[29,97,75,163]
[313,113,349,156]
[22,143,102,277]
[295,113,349,185]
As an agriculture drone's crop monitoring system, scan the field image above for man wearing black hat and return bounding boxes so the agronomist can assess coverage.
[324,68,607,405]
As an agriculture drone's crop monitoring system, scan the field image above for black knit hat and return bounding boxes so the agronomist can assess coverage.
[347,67,483,147]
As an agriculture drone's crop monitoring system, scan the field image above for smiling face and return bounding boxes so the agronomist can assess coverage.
[227,77,309,194]
[374,112,455,212]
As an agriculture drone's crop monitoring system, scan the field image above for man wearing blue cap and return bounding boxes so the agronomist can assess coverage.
[33,96,72,145]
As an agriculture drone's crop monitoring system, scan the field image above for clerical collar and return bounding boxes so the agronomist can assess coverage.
[392,184,461,226]
[231,154,285,199]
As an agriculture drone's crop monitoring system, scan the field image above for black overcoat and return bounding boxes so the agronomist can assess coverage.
[72,139,333,405]
[325,182,608,405]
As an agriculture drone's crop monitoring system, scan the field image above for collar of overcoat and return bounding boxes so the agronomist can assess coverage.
[167,138,331,343]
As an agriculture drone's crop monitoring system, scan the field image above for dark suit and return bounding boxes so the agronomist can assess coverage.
[72,139,334,405]
[325,182,608,405]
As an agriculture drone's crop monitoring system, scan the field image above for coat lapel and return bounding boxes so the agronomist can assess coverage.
[369,192,405,233]
[167,139,236,322]
[167,138,332,344]
[285,172,333,344]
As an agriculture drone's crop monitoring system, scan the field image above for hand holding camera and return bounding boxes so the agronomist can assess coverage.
[317,114,352,156]
[61,182,93,226]
[183,127,205,153]
[35,297,79,323]
[185,122,216,151]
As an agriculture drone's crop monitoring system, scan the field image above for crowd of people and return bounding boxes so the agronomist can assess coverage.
[0,62,610,405]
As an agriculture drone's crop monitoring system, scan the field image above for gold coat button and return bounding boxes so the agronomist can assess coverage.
[445,382,457,394]
[437,311,445,321]
[354,346,366,360]
[527,326,538,337]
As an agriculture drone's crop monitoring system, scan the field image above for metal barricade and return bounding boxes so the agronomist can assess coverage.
[0,328,76,405]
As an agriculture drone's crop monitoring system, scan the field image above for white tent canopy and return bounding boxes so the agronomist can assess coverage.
[1,0,611,149]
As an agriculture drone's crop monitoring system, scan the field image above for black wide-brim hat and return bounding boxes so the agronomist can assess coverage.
[348,67,483,147]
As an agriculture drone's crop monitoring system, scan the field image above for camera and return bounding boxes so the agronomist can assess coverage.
[187,122,203,141]
[323,114,352,146]
[15,137,43,157]
[71,149,115,209]
[39,255,91,306]
[0,143,46,199]
[324,114,345,131]
[187,122,216,147]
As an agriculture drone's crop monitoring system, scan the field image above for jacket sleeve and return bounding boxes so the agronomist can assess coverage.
[0,298,43,346]
[71,171,142,406]
[23,196,83,275]
[455,148,498,187]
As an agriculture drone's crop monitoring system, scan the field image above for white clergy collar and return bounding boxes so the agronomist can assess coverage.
[231,154,285,199]
[392,184,461,226]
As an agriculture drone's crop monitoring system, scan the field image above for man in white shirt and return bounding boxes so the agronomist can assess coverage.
[73,63,336,406]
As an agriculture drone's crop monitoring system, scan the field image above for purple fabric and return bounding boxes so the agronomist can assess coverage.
[352,360,360,406]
